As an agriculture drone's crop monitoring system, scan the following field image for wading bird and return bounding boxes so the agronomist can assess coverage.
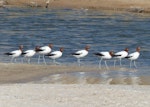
[22,46,38,64]
[72,46,90,66]
[94,51,114,69]
[4,45,23,63]
[113,48,129,67]
[46,47,64,64]
[45,0,50,8]
[36,43,53,64]
[125,47,140,68]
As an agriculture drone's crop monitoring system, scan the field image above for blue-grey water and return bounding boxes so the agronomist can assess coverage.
[0,8,150,84]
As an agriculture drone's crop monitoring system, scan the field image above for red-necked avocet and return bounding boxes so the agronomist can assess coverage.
[22,46,38,64]
[94,51,114,69]
[46,47,64,64]
[72,46,90,66]
[125,47,140,68]
[36,43,53,64]
[113,48,129,67]
[4,45,23,63]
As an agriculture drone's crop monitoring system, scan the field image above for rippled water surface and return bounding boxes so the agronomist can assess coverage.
[0,8,150,84]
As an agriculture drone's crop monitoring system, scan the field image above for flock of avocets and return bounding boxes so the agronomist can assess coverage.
[4,44,140,69]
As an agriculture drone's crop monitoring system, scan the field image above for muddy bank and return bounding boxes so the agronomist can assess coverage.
[1,0,150,13]
[0,63,150,85]
[0,63,101,83]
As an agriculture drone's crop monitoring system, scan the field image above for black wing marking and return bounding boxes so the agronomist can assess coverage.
[36,48,44,52]
[125,56,132,58]
[4,53,13,55]
[114,54,122,57]
[45,53,55,56]
[71,53,81,55]
[22,52,27,55]
[94,53,104,56]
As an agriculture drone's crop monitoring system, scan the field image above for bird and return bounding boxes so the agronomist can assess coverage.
[46,47,64,64]
[113,48,129,67]
[125,47,140,68]
[22,46,38,64]
[72,46,90,66]
[36,43,53,64]
[30,1,38,7]
[45,0,50,8]
[4,45,23,63]
[94,51,114,69]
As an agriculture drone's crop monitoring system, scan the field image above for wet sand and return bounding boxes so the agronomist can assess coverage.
[0,63,150,106]
[0,62,101,83]
[1,0,150,13]
[0,62,150,85]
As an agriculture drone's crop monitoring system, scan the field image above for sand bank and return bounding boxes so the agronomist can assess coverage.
[0,84,150,107]
[1,0,150,13]
[0,63,150,106]
[0,62,150,85]
[0,62,101,83]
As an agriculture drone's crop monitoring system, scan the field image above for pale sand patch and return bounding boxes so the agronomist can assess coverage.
[0,84,150,107]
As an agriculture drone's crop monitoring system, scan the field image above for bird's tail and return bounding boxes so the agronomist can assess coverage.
[4,53,12,55]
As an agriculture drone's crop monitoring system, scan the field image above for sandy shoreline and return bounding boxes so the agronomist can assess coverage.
[0,1,150,106]
[1,0,150,13]
[0,63,150,106]
[0,62,100,83]
[0,84,150,107]
[0,62,150,84]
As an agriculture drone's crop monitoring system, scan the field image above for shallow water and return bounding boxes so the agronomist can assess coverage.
[31,71,150,85]
[0,8,150,84]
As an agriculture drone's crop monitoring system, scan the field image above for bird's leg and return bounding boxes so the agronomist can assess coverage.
[114,60,116,68]
[26,57,28,63]
[54,59,61,65]
[119,58,122,66]
[99,58,102,69]
[38,55,40,64]
[77,58,81,66]
[104,60,109,70]
[29,58,31,64]
[10,57,14,63]
[134,60,137,68]
[14,58,17,63]
[53,59,56,64]
[53,59,59,65]
[21,57,24,63]
[24,57,27,63]
[43,55,47,65]
[130,60,132,68]
[28,58,31,64]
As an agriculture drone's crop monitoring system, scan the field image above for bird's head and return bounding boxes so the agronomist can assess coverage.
[109,51,114,56]
[124,48,129,52]
[19,45,23,51]
[48,43,53,48]
[136,47,140,52]
[60,47,64,52]
[85,46,90,51]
